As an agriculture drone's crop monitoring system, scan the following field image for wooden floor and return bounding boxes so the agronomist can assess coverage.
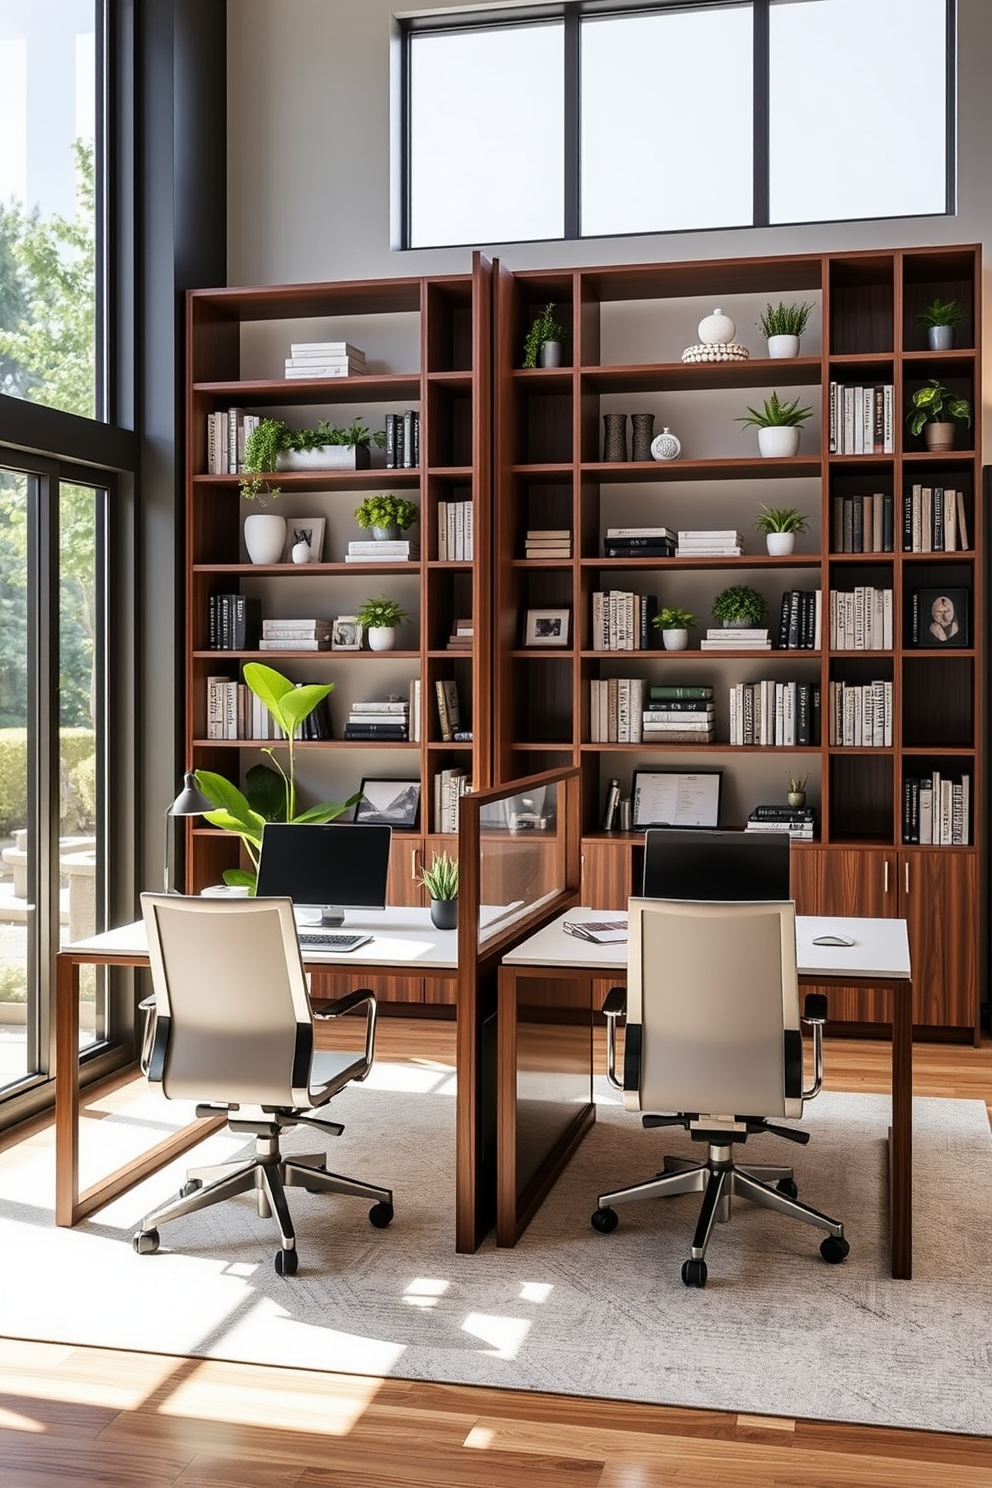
[2,1020,991,1487]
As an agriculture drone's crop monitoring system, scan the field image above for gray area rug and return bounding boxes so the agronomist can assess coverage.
[2,1065,991,1434]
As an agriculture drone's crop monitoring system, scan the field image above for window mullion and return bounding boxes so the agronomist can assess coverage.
[564,10,580,240]
[752,0,769,227]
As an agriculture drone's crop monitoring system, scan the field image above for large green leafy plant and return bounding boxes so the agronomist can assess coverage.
[196,662,357,891]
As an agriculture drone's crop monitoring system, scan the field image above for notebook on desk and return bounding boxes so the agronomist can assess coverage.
[563,919,628,944]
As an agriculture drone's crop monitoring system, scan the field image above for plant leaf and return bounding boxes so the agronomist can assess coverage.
[222,867,258,892]
[243,762,289,822]
[278,682,335,730]
[243,663,297,730]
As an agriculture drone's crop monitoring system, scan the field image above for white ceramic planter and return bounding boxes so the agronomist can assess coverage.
[367,626,397,651]
[243,512,286,565]
[276,444,370,470]
[765,532,796,556]
[767,334,800,359]
[662,628,688,651]
[924,421,955,452]
[757,426,801,458]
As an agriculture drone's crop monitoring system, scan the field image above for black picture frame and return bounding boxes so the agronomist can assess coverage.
[355,778,421,829]
[631,769,723,830]
[910,587,970,648]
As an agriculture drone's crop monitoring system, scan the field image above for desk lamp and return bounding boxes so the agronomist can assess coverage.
[163,771,213,892]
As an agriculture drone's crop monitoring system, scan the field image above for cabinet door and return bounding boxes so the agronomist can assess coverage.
[900,850,978,1035]
[582,840,635,910]
[791,846,898,1024]
[389,836,425,907]
[308,969,425,1007]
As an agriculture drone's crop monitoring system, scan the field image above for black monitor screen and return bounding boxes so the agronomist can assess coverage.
[642,828,791,902]
[256,822,392,924]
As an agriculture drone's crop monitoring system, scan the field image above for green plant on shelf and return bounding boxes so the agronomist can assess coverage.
[758,300,814,338]
[355,595,409,629]
[711,584,768,627]
[354,493,419,531]
[240,418,385,502]
[522,303,567,369]
[906,379,971,436]
[651,605,697,631]
[916,297,962,329]
[735,391,814,429]
[753,504,809,535]
[419,849,459,901]
[195,662,358,892]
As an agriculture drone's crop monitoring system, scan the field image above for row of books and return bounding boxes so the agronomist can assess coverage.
[345,538,419,563]
[526,528,572,559]
[828,382,895,455]
[728,681,821,747]
[602,526,675,560]
[435,767,469,833]
[775,590,821,650]
[344,697,409,741]
[830,492,894,553]
[208,593,261,650]
[903,770,970,845]
[676,529,743,558]
[284,341,367,379]
[828,680,893,748]
[438,500,474,560]
[447,618,473,650]
[383,410,420,469]
[435,678,469,742]
[902,485,969,552]
[745,805,816,840]
[206,678,331,741]
[206,408,260,475]
[700,627,771,651]
[591,590,657,650]
[829,587,893,651]
[589,682,716,744]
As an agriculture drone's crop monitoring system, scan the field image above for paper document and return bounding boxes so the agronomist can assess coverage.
[563,919,628,944]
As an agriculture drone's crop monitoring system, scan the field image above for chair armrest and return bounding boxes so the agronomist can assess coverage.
[137,995,156,1075]
[800,992,828,1100]
[313,987,378,1081]
[602,985,626,1091]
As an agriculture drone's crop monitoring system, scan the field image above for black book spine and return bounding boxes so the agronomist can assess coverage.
[933,487,944,550]
[208,594,218,650]
[402,410,415,469]
[411,410,420,468]
[603,543,674,558]
[796,682,810,745]
[851,494,864,553]
[902,492,913,552]
[394,417,405,468]
[882,491,894,552]
[811,685,821,745]
[786,590,800,650]
[831,497,844,553]
[384,413,396,469]
[778,592,791,650]
[842,498,854,553]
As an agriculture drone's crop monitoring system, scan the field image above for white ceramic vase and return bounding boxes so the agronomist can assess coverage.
[291,539,313,564]
[767,334,800,359]
[243,512,286,565]
[757,426,801,458]
[662,628,688,651]
[367,626,396,652]
[765,532,796,555]
[698,308,736,344]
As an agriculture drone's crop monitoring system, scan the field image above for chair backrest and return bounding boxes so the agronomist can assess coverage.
[140,894,314,1108]
[625,897,802,1120]
[642,827,791,902]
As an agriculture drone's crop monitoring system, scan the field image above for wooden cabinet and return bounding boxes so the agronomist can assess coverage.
[389,835,425,908]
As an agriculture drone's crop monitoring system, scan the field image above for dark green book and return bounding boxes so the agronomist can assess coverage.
[649,685,713,700]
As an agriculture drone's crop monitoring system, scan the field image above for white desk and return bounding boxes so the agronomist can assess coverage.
[499,908,914,1278]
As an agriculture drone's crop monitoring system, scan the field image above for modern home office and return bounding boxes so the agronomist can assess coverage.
[0,1,990,1484]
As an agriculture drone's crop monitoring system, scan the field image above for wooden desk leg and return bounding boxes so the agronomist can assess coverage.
[55,954,81,1227]
[496,965,518,1246]
[889,981,913,1280]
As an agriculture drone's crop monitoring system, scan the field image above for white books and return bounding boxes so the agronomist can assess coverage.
[606,527,674,538]
[676,545,743,557]
[700,639,771,650]
[258,638,330,651]
[349,700,409,714]
[678,530,741,540]
[705,627,767,639]
[284,364,366,379]
[290,341,365,358]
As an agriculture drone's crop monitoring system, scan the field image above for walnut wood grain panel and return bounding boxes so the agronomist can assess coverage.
[388,836,425,908]
[902,850,978,1034]
[308,971,424,1006]
[581,837,635,911]
[791,846,898,1024]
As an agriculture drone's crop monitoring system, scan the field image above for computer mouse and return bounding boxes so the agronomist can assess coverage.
[812,934,855,947]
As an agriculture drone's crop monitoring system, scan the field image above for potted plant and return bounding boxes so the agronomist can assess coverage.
[241,418,384,498]
[239,418,287,562]
[906,378,971,452]
[354,493,420,541]
[419,848,459,929]
[355,595,409,651]
[736,392,814,458]
[916,297,962,351]
[753,504,809,556]
[195,663,358,892]
[711,583,768,629]
[651,605,697,652]
[786,772,808,809]
[522,302,567,369]
[758,300,815,359]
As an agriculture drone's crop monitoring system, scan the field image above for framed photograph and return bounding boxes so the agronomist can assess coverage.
[331,614,363,650]
[281,516,325,564]
[524,607,570,647]
[910,587,970,648]
[355,777,421,829]
[631,769,723,830]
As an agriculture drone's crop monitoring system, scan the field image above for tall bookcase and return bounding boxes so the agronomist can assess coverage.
[493,247,983,1039]
[184,256,493,1003]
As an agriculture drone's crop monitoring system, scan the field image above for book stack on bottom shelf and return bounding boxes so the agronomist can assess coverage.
[435,767,469,832]
[903,768,970,844]
[746,804,815,840]
[343,697,410,742]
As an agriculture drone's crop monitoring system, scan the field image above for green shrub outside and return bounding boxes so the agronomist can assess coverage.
[0,728,96,836]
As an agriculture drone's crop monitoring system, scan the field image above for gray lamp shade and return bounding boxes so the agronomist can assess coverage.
[169,771,213,817]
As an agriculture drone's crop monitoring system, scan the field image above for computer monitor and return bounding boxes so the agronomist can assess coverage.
[642,827,791,902]
[255,822,392,926]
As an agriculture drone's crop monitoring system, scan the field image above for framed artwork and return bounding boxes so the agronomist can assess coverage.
[331,615,363,650]
[524,607,570,647]
[355,777,421,829]
[281,516,326,563]
[910,587,970,648]
[631,769,723,829]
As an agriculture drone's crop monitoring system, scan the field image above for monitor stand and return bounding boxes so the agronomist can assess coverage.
[318,905,345,927]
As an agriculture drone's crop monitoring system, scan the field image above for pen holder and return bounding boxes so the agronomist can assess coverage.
[619,797,631,831]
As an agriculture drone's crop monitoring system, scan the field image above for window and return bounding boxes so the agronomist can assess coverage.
[399,0,953,248]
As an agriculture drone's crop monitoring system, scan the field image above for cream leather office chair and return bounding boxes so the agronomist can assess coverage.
[592,897,849,1288]
[134,894,394,1276]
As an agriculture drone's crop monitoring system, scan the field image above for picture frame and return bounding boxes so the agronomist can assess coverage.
[355,777,421,829]
[910,586,970,648]
[524,607,570,647]
[331,614,364,650]
[631,769,723,830]
[281,516,325,564]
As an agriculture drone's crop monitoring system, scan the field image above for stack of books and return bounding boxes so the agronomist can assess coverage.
[591,590,657,650]
[700,627,771,650]
[447,618,473,650]
[602,527,675,559]
[208,593,261,650]
[903,768,970,845]
[438,500,474,560]
[383,410,420,468]
[746,805,815,840]
[258,617,332,651]
[343,698,409,741]
[346,538,419,563]
[205,408,261,474]
[435,767,469,832]
[589,678,644,743]
[676,529,743,557]
[641,693,715,743]
[526,528,572,558]
[729,681,820,745]
[284,341,367,378]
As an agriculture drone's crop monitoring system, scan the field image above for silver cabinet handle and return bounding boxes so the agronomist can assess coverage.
[905,860,910,894]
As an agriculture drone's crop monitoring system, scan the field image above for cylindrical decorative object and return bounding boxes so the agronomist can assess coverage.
[765,532,796,556]
[630,412,655,462]
[757,426,801,458]
[539,340,562,368]
[372,524,400,541]
[767,334,800,359]
[618,798,632,832]
[243,512,286,565]
[430,898,458,930]
[662,628,689,651]
[603,413,628,461]
[367,626,397,651]
[924,421,955,451]
[928,325,954,351]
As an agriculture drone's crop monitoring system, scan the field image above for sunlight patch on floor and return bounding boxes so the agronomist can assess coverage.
[461,1312,531,1359]
[519,1281,552,1302]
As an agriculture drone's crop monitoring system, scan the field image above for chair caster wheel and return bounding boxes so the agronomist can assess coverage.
[369,1201,394,1229]
[180,1179,202,1198]
[132,1229,159,1255]
[681,1258,707,1288]
[820,1234,850,1264]
[591,1206,619,1234]
[776,1178,798,1199]
[275,1247,298,1276]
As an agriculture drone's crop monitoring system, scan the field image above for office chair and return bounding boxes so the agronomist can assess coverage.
[133,894,394,1276]
[592,897,849,1288]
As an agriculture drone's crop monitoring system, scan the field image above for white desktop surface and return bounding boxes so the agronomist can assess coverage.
[502,907,911,981]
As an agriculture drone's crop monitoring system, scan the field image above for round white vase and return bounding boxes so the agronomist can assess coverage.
[367,626,396,651]
[757,426,801,458]
[698,307,736,344]
[244,512,286,564]
[767,334,800,359]
[291,539,313,564]
[765,532,796,555]
[662,628,688,651]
